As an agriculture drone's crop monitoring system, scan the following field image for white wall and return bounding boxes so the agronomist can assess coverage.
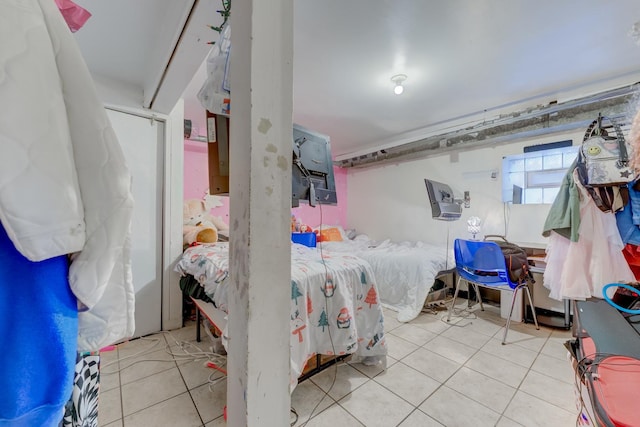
[347,130,585,247]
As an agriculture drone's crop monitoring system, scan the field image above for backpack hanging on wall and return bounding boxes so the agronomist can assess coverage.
[577,114,635,187]
[576,114,633,212]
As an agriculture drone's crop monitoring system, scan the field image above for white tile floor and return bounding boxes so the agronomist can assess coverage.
[98,302,579,427]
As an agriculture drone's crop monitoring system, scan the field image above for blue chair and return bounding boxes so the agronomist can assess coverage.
[446,239,539,344]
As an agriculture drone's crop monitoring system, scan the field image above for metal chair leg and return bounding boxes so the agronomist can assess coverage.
[523,284,539,330]
[502,286,521,345]
[196,306,201,342]
[473,283,484,311]
[447,277,462,322]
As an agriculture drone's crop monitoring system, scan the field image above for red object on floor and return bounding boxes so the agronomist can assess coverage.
[578,338,640,427]
[588,355,640,426]
[206,361,227,375]
[224,405,227,421]
[573,303,640,427]
[622,244,640,280]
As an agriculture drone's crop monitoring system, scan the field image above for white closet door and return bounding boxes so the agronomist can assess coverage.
[107,109,164,337]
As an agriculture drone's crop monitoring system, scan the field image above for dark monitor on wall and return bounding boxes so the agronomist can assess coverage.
[292,124,337,208]
[424,179,462,221]
[512,185,523,204]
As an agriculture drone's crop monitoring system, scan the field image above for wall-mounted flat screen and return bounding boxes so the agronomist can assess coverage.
[424,179,461,221]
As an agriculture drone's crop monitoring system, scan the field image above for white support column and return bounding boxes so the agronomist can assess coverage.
[227,0,293,426]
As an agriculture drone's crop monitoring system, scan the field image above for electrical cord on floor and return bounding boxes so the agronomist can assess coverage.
[440,310,478,327]
[572,350,617,427]
[420,300,449,315]
[99,335,165,375]
[574,357,595,427]
[99,329,227,383]
[437,297,479,327]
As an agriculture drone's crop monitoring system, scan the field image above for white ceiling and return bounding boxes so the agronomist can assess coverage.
[72,0,640,159]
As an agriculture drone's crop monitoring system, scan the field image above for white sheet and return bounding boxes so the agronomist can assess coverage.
[320,235,455,322]
[175,242,387,391]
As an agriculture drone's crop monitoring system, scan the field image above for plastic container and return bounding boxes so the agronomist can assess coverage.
[291,232,316,247]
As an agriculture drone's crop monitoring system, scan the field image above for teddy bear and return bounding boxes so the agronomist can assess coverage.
[183,199,229,246]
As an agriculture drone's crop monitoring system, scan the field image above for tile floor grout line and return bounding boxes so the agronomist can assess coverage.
[175,356,207,426]
[496,333,550,421]
[388,308,486,420]
[410,335,504,420]
[121,391,198,424]
[105,307,575,427]
[117,336,195,423]
[303,360,356,425]
[186,388,207,426]
[511,386,578,417]
[116,346,126,427]
[368,362,440,412]
[413,305,567,423]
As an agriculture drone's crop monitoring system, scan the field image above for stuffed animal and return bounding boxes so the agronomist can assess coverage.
[183,199,229,245]
[202,193,230,234]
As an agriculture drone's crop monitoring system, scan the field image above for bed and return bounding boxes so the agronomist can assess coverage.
[319,232,455,322]
[175,242,387,391]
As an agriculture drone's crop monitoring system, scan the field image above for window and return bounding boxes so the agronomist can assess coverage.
[502,145,579,204]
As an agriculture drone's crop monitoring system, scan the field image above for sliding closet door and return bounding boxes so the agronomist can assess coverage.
[106,109,164,337]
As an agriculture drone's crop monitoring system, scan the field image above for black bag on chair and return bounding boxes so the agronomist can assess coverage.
[483,235,532,284]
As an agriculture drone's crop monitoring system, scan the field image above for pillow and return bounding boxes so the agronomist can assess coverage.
[318,224,348,238]
[317,226,344,242]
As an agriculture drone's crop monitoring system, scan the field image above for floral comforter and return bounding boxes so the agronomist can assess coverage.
[175,242,387,390]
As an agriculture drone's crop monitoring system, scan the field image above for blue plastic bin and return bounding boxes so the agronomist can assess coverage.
[291,232,317,247]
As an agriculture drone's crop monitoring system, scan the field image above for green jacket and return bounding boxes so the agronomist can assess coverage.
[542,160,580,242]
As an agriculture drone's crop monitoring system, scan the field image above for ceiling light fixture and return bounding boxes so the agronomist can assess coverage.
[391,74,407,95]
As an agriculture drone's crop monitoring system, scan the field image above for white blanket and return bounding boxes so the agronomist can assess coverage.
[0,0,134,351]
[175,242,387,391]
[321,236,454,322]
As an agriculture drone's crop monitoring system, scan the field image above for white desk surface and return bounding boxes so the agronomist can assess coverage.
[513,241,547,250]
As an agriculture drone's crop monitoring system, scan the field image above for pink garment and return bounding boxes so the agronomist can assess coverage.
[544,170,635,300]
[55,0,91,32]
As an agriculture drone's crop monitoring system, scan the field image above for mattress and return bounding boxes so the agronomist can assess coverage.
[320,235,455,322]
[175,242,387,391]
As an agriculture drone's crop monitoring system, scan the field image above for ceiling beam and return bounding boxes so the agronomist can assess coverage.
[337,82,640,169]
[145,0,221,114]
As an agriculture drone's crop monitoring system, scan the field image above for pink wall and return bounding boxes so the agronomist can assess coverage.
[184,139,347,228]
[291,167,346,228]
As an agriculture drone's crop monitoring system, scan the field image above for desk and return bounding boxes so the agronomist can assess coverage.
[515,243,572,329]
[527,261,572,329]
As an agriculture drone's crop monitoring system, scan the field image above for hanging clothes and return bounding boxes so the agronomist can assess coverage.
[615,180,640,246]
[0,223,77,427]
[544,169,635,300]
[615,180,640,279]
[542,160,581,242]
[629,107,640,175]
[0,0,134,351]
[60,352,100,427]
